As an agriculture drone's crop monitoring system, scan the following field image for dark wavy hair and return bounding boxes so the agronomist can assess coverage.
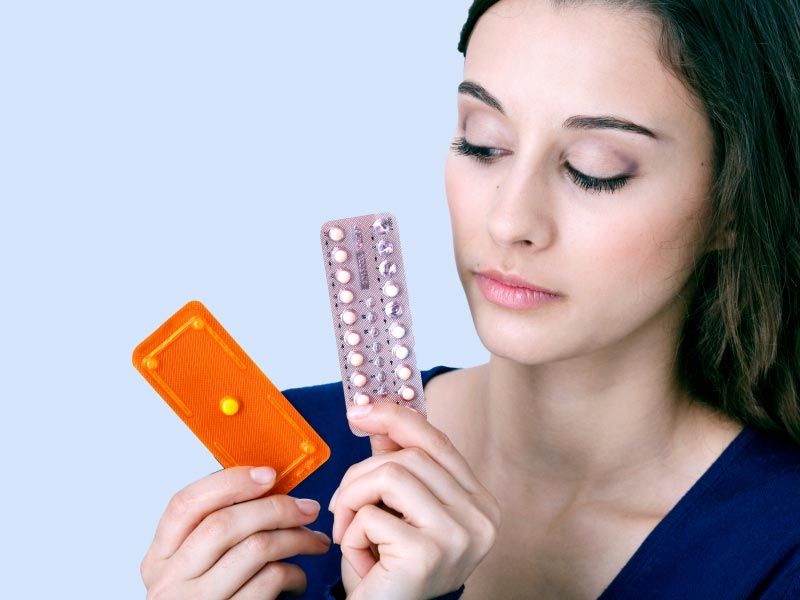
[458,0,800,445]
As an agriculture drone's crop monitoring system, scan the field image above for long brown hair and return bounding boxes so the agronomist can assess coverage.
[458,0,800,445]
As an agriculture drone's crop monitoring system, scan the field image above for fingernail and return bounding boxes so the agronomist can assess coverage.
[294,498,320,515]
[328,487,340,512]
[347,403,373,418]
[250,467,276,484]
[313,530,332,545]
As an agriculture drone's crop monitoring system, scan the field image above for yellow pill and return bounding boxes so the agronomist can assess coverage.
[220,396,240,416]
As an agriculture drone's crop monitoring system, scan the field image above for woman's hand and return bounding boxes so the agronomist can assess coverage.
[140,466,331,599]
[329,402,501,600]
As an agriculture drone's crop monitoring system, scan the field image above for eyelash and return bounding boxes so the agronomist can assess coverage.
[450,136,631,194]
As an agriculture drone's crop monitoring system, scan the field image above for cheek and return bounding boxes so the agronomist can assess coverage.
[445,156,484,269]
[582,196,708,308]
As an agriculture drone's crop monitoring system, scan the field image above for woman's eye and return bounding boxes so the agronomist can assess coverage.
[564,163,630,194]
[450,136,505,164]
[451,136,631,194]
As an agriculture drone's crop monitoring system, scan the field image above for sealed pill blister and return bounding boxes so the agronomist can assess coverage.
[132,300,330,495]
[320,213,427,436]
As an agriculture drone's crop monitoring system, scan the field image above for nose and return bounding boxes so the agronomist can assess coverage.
[486,167,555,251]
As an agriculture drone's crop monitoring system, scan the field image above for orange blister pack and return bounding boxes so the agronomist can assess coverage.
[132,300,330,495]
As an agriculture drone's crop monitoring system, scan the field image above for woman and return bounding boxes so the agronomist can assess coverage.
[140,1,800,598]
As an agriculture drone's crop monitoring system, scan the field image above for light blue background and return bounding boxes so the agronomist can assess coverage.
[1,1,485,597]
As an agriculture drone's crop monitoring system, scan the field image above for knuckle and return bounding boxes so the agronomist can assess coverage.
[478,512,499,549]
[165,490,193,521]
[263,493,289,517]
[139,553,153,585]
[430,429,453,453]
[450,524,471,552]
[198,510,233,540]
[377,461,406,484]
[243,531,273,555]
[403,446,429,463]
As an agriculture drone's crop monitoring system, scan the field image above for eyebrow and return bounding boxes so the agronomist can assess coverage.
[457,80,661,141]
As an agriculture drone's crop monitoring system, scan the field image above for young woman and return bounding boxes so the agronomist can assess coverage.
[140,1,800,598]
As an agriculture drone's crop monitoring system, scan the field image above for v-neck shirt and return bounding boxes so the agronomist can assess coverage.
[278,365,800,599]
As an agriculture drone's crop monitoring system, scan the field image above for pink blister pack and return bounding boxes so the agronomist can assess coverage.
[320,212,427,436]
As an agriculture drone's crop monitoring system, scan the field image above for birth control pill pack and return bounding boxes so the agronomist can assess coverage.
[320,213,426,436]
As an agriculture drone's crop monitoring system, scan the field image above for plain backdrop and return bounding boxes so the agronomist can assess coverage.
[0,1,488,597]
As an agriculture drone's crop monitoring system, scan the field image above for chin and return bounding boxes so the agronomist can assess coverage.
[463,286,565,366]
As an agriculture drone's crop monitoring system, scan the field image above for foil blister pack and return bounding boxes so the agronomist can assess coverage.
[320,213,426,436]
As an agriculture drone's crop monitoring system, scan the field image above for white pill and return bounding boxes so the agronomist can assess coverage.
[399,385,415,401]
[389,323,406,339]
[332,248,349,263]
[348,351,364,367]
[336,269,351,284]
[338,289,354,304]
[392,344,409,360]
[341,310,357,325]
[350,372,368,387]
[354,392,371,406]
[345,331,361,346]
[328,226,345,241]
[382,281,400,298]
[396,365,412,381]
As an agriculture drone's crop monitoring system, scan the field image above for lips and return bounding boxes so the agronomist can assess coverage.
[474,270,562,310]
[476,269,561,296]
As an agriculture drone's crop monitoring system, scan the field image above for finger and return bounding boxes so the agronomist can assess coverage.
[346,402,483,493]
[171,494,324,579]
[332,461,455,544]
[228,561,308,599]
[195,527,329,599]
[330,447,467,513]
[149,466,279,561]
[340,504,419,579]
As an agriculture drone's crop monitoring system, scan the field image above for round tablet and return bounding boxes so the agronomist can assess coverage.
[392,344,409,360]
[328,226,345,241]
[376,239,394,255]
[379,260,397,277]
[336,270,351,284]
[395,365,412,381]
[350,372,367,387]
[348,351,364,367]
[385,301,403,318]
[345,330,361,346]
[366,312,376,323]
[338,289,354,304]
[331,247,349,263]
[219,396,239,416]
[399,385,415,401]
[372,218,390,234]
[341,310,357,325]
[365,297,375,308]
[389,323,406,339]
[353,392,371,406]
[382,281,400,298]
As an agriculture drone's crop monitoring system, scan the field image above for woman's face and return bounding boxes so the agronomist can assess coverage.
[445,0,717,365]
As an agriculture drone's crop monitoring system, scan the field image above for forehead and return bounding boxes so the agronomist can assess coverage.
[463,0,703,135]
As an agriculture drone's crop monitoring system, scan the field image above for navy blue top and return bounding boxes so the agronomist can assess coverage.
[278,365,800,599]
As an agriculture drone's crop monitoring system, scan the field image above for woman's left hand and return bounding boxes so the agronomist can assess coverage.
[329,401,501,600]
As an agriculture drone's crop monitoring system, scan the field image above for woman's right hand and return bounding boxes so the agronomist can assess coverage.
[141,466,332,599]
